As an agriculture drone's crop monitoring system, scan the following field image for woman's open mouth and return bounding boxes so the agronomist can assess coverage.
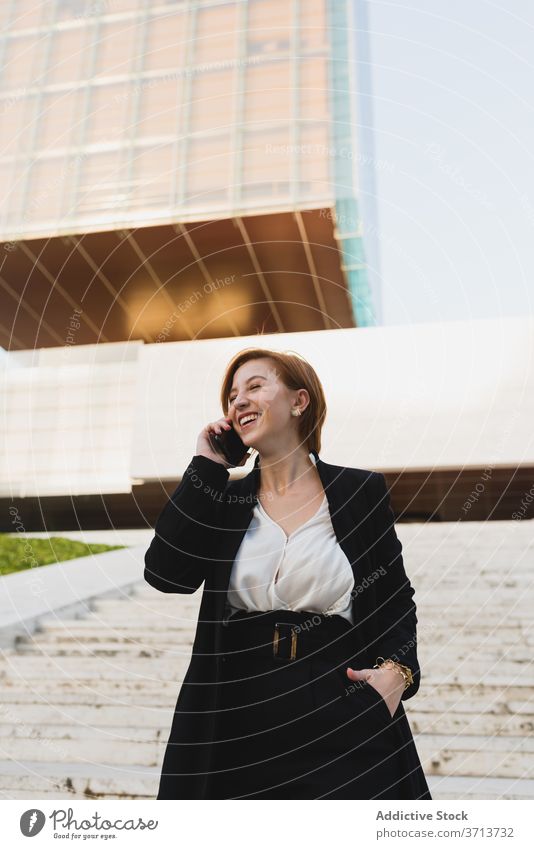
[239,412,262,430]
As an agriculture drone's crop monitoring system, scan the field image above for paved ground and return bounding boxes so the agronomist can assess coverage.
[0,519,532,799]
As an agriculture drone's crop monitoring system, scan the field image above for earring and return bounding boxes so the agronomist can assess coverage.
[291,409,301,416]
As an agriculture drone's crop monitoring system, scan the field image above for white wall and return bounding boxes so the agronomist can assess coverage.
[2,316,533,498]
[130,315,534,480]
[0,342,143,497]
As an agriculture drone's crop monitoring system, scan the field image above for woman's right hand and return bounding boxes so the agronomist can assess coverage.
[196,417,248,469]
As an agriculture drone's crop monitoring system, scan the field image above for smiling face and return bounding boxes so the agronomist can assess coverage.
[227,357,308,452]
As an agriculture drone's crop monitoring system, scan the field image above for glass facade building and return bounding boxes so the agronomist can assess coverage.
[0,0,380,349]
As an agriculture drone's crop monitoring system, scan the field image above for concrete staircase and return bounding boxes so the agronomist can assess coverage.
[0,518,533,799]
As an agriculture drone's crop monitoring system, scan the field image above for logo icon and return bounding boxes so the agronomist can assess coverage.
[20,810,46,837]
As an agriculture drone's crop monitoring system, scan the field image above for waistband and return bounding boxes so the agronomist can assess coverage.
[220,608,357,666]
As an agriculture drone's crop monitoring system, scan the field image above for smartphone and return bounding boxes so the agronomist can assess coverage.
[209,423,251,467]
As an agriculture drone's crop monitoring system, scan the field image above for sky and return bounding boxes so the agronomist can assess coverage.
[365,0,534,325]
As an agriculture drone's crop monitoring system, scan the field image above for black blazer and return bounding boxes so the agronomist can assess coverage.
[144,450,422,798]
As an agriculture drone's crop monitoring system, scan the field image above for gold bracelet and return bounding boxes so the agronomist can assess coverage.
[373,656,414,691]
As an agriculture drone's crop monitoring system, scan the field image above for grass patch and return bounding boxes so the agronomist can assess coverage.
[0,535,126,577]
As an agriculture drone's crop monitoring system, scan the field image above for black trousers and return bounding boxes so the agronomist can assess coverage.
[206,609,431,800]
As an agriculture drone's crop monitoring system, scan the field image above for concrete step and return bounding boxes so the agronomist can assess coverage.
[15,632,194,647]
[73,592,534,611]
[34,611,527,629]
[28,622,534,649]
[1,653,533,687]
[0,735,164,766]
[0,728,530,779]
[12,642,193,658]
[427,774,534,800]
[1,686,531,723]
[0,760,159,799]
[417,606,533,619]
[92,598,200,612]
[416,576,528,585]
[406,711,534,737]
[87,608,532,629]
[0,722,169,743]
[0,790,103,800]
[72,614,199,627]
[0,765,532,802]
[33,619,198,631]
[14,634,531,667]
[6,647,534,684]
[0,703,173,727]
[0,679,182,698]
[0,656,186,679]
[1,681,531,716]
[417,599,532,611]
[0,706,532,740]
[418,733,534,778]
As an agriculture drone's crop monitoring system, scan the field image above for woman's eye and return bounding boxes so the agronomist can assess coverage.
[229,384,260,403]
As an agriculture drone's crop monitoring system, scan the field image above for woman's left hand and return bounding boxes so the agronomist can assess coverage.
[346,666,404,717]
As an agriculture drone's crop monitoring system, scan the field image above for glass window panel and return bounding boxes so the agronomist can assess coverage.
[132,143,174,208]
[39,89,82,150]
[56,0,91,20]
[0,161,16,229]
[186,135,232,202]
[86,83,132,145]
[242,126,291,199]
[244,60,291,125]
[0,5,11,30]
[0,95,31,156]
[194,3,238,64]
[136,78,180,138]
[56,0,142,21]
[104,0,142,11]
[298,123,330,196]
[247,0,292,56]
[145,10,187,72]
[299,0,327,49]
[3,160,32,222]
[247,35,292,57]
[299,57,329,120]
[342,236,366,264]
[1,35,44,90]
[248,0,292,28]
[46,26,89,86]
[76,149,126,215]
[95,20,138,79]
[190,69,235,133]
[10,0,46,30]
[24,157,65,223]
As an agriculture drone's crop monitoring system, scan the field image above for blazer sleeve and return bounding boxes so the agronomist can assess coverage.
[366,471,420,700]
[144,454,230,594]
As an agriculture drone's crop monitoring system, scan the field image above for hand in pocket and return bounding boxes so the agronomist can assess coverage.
[345,666,403,718]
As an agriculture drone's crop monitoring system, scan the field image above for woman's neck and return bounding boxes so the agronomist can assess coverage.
[257,450,316,497]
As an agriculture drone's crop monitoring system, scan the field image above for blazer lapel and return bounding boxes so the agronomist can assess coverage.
[314,454,374,574]
[211,460,260,645]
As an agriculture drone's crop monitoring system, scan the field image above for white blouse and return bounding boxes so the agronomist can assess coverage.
[224,492,355,624]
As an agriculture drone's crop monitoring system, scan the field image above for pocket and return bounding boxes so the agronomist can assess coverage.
[335,669,393,726]
[333,665,356,699]
[332,668,371,704]
[360,680,394,726]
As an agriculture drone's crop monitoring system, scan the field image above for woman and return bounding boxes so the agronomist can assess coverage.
[144,347,431,800]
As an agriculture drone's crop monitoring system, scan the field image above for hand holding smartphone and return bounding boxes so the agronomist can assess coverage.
[197,417,251,468]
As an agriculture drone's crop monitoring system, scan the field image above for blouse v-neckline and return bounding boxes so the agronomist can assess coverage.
[256,494,328,542]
